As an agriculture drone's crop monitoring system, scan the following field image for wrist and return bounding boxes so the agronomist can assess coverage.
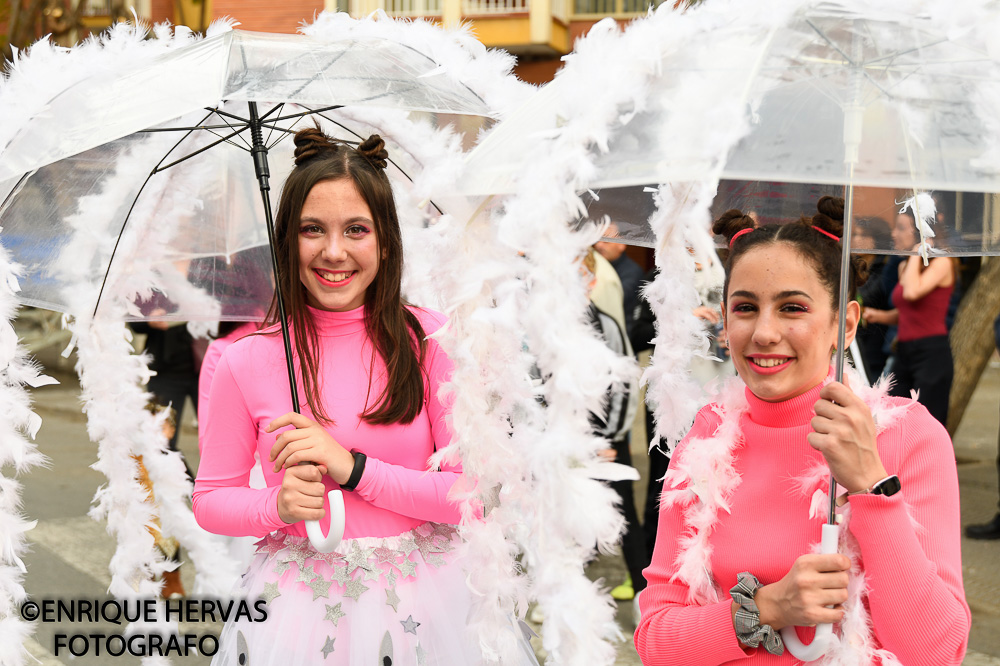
[331,448,357,485]
[753,584,786,631]
[845,466,889,494]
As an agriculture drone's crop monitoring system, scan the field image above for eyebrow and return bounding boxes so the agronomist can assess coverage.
[729,290,814,301]
[299,216,373,225]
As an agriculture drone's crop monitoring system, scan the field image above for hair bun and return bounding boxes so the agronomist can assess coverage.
[712,208,756,243]
[357,135,389,170]
[293,127,339,166]
[811,195,845,237]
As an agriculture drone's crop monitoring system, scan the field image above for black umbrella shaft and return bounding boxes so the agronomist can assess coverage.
[250,101,301,415]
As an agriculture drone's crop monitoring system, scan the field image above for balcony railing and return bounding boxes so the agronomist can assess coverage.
[385,0,443,16]
[572,0,665,16]
[462,0,529,15]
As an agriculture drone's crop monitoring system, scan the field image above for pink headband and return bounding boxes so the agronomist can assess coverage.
[729,228,754,247]
[811,225,841,243]
[728,225,841,248]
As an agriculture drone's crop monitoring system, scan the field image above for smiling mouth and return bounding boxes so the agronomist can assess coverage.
[750,357,791,368]
[315,269,355,284]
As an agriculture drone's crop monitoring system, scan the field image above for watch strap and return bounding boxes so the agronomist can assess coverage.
[340,450,367,492]
[848,474,901,498]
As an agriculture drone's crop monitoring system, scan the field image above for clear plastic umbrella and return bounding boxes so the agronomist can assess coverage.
[0,22,498,553]
[457,0,1000,253]
[457,0,1000,658]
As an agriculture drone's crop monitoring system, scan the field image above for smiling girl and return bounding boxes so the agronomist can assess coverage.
[634,197,968,665]
[193,128,534,665]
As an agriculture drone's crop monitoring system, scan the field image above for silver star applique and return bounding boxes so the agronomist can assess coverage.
[385,587,401,613]
[396,557,417,579]
[400,615,421,635]
[324,602,346,627]
[343,577,370,602]
[321,636,336,659]
[329,564,351,585]
[397,536,419,556]
[362,565,383,583]
[425,552,446,569]
[416,643,428,665]
[307,577,333,601]
[344,543,376,572]
[283,542,312,568]
[260,581,281,604]
[272,560,292,576]
[373,546,397,564]
[295,562,318,584]
[386,569,398,588]
[432,523,457,540]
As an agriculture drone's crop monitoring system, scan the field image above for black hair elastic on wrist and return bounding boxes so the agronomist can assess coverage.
[341,450,367,492]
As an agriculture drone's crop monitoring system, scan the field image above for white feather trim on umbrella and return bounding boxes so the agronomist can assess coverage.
[898,192,937,266]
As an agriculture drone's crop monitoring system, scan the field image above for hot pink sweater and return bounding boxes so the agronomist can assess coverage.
[192,305,462,540]
[635,382,969,665]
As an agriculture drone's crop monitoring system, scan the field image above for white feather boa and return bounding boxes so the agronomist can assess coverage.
[0,231,54,665]
[662,371,912,665]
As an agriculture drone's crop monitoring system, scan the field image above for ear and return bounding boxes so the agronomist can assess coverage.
[840,299,862,348]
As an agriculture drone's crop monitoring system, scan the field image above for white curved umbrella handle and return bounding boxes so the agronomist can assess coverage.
[780,523,841,661]
[305,489,345,553]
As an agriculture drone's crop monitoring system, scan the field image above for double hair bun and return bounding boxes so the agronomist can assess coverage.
[293,127,388,170]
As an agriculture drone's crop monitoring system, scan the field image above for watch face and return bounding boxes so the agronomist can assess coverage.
[873,475,901,497]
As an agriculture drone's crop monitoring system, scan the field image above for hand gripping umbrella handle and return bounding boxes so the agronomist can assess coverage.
[305,489,345,553]
[780,523,841,661]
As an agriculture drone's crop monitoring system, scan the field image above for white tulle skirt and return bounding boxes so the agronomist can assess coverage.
[211,523,536,666]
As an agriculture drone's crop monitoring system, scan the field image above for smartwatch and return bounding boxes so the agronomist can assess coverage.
[849,475,901,498]
[340,450,367,492]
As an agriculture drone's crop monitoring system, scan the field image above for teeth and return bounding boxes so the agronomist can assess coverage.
[753,358,787,368]
[318,270,351,283]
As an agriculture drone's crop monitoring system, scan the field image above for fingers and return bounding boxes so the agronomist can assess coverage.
[277,466,328,524]
[285,463,324,484]
[266,411,315,434]
[817,381,857,406]
[799,553,851,573]
[270,429,315,468]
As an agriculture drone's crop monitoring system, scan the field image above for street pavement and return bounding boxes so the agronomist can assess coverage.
[15,352,1000,665]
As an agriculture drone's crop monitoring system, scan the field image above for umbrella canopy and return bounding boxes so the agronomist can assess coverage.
[0,19,503,321]
[457,0,1000,255]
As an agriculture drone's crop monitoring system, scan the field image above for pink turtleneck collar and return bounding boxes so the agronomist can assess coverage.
[305,304,367,337]
[743,377,827,429]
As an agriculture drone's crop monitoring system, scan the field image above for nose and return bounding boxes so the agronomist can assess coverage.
[751,309,780,346]
[321,234,347,261]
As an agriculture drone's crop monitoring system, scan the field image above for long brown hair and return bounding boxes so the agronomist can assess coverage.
[267,127,427,425]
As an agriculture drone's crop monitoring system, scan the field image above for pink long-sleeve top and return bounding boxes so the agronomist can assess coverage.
[197,321,260,448]
[635,382,969,665]
[192,305,462,540]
